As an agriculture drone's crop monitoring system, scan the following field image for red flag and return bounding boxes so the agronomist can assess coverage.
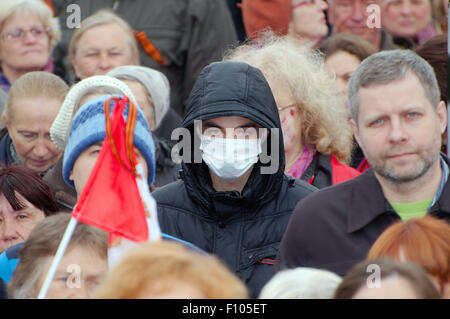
[71,96,149,245]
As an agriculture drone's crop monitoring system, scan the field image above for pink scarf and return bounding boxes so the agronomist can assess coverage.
[287,145,316,179]
[43,57,54,73]
[415,23,437,46]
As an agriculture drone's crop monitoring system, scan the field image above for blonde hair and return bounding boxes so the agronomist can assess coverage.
[8,213,108,299]
[225,32,354,163]
[94,241,248,299]
[69,9,139,65]
[4,71,68,121]
[432,0,447,34]
[0,0,61,51]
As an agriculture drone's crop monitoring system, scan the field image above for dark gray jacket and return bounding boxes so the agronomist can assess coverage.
[153,61,317,298]
[53,0,238,116]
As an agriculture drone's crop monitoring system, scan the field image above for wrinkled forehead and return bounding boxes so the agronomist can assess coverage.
[7,97,61,124]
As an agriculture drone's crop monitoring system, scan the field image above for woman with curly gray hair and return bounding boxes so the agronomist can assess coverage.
[225,33,360,188]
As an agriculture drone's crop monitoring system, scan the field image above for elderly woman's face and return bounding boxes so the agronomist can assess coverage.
[3,97,62,173]
[0,192,45,253]
[71,23,136,79]
[0,11,51,77]
[382,0,433,38]
[34,246,108,299]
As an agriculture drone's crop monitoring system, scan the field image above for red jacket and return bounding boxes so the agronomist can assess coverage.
[301,154,361,189]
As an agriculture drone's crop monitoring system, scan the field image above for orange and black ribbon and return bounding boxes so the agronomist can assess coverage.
[103,96,139,177]
[134,30,167,66]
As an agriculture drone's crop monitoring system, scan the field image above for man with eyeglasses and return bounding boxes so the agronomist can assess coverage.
[327,0,400,51]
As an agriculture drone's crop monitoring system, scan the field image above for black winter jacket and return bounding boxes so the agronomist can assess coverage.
[153,62,317,298]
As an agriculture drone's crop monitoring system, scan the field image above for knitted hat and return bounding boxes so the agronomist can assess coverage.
[240,0,291,40]
[62,95,155,189]
[50,76,138,151]
[107,66,170,129]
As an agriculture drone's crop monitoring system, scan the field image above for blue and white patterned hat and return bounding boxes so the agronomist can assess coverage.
[62,95,155,189]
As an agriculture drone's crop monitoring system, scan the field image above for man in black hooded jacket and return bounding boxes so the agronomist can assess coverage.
[153,61,317,297]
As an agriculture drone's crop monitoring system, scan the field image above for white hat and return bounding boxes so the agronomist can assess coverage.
[50,75,138,151]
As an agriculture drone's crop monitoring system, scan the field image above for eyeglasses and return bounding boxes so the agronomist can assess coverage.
[1,25,50,42]
[277,104,297,112]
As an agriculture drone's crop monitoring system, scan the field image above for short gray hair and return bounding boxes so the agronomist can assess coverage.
[348,49,441,124]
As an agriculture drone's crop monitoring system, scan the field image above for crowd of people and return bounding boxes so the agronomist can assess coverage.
[0,0,448,300]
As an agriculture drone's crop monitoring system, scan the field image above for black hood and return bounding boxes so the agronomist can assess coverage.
[183,61,282,131]
[180,61,286,213]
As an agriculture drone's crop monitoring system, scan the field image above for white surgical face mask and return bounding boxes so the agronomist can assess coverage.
[199,135,262,181]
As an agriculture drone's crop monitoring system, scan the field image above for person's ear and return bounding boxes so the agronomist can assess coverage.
[69,170,74,181]
[70,53,82,80]
[2,111,7,127]
[436,101,447,135]
[349,118,361,146]
[149,112,156,132]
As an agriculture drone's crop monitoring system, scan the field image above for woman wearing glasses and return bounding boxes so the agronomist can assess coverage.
[0,0,60,93]
[226,33,360,188]
[241,0,329,46]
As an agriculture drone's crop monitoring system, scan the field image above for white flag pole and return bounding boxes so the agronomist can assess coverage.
[37,217,78,299]
[135,163,161,242]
